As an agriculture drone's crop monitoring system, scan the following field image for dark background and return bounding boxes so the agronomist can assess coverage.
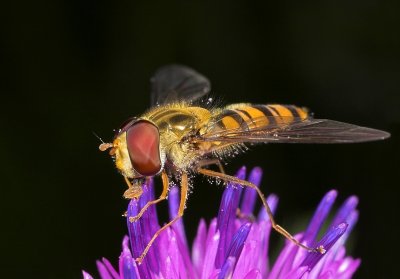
[1,1,399,278]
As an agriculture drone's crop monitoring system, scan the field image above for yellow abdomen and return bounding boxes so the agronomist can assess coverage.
[213,103,309,131]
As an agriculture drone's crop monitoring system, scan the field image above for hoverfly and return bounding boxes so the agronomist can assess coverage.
[100,65,389,263]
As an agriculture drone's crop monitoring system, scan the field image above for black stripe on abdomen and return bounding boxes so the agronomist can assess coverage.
[252,105,276,125]
[218,109,249,130]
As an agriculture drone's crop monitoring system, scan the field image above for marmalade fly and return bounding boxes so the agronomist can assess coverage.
[99,65,390,263]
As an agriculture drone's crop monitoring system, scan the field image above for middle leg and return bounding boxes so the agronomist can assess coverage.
[197,158,226,173]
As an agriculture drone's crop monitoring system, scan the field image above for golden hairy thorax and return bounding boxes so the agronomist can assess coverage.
[143,102,213,170]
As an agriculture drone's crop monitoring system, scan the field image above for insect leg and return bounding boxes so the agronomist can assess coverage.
[197,168,326,254]
[135,172,189,264]
[123,177,144,199]
[129,171,169,223]
[197,159,226,173]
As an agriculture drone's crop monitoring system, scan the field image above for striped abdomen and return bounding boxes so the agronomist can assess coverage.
[212,104,309,131]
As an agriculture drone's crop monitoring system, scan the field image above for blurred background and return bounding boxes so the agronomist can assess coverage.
[1,1,399,278]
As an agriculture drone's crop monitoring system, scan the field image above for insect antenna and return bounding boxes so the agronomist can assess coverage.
[93,131,113,152]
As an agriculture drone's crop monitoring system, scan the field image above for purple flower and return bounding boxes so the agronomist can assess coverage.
[83,167,360,278]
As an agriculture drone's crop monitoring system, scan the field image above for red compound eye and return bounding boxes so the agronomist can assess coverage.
[126,120,162,176]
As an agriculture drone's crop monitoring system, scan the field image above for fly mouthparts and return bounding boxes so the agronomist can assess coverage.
[99,143,113,151]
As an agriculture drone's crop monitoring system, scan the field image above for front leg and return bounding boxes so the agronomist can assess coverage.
[135,172,189,263]
[128,171,169,223]
[123,177,144,199]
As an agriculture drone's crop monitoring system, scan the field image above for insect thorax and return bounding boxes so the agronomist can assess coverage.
[144,103,212,170]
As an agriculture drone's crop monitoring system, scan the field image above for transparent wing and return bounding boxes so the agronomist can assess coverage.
[198,116,390,144]
[150,64,211,106]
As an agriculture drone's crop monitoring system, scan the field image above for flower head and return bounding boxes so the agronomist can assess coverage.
[83,167,360,278]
